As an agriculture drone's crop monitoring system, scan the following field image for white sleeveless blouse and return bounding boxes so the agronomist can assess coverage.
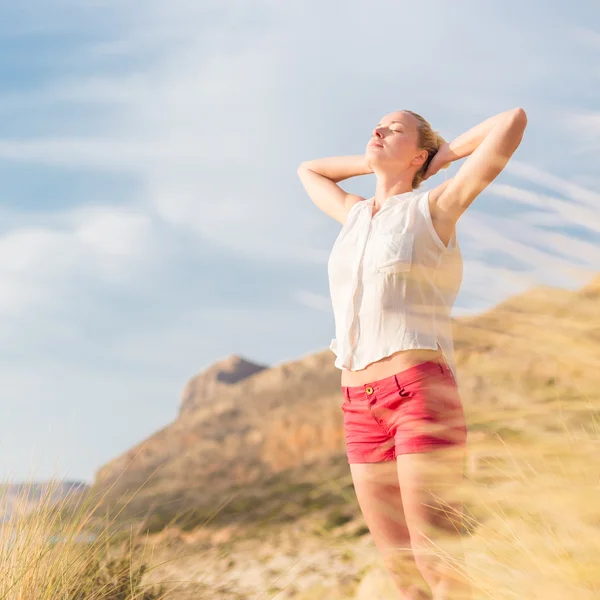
[327,189,463,384]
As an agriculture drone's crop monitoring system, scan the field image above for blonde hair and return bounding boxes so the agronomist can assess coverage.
[403,110,451,189]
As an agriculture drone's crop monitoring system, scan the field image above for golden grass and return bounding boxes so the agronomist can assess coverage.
[0,468,204,599]
[69,276,600,598]
[456,424,600,599]
[322,407,600,599]
[34,394,593,600]
[85,385,597,599]
[78,388,600,599]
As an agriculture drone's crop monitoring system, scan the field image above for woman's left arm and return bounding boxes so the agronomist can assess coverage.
[428,107,528,223]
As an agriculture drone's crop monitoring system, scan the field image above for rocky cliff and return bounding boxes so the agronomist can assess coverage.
[91,274,600,531]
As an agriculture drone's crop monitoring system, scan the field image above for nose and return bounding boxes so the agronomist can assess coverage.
[372,128,383,139]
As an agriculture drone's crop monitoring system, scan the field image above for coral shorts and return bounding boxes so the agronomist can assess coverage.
[341,358,468,463]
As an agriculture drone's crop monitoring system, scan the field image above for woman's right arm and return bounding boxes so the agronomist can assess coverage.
[297,155,372,225]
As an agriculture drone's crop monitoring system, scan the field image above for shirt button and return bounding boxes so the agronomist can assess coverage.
[365,386,374,395]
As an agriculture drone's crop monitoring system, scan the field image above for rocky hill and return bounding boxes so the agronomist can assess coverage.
[90,274,600,533]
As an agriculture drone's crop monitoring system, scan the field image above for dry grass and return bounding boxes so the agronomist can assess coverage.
[85,381,600,598]
[157,389,599,599]
[0,471,200,599]
[58,276,600,598]
[456,418,600,599]
[16,392,596,599]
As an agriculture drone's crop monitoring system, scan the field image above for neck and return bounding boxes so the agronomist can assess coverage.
[372,172,414,208]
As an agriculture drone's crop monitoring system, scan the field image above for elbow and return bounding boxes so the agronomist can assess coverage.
[511,107,528,126]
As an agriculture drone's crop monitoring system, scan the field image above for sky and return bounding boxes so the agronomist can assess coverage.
[0,0,598,484]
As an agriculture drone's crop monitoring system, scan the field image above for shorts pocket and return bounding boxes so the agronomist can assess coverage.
[384,373,452,416]
[374,232,414,274]
[340,391,349,409]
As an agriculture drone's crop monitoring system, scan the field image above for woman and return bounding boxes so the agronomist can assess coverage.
[297,108,527,599]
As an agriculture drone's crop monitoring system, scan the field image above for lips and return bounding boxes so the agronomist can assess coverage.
[369,141,383,148]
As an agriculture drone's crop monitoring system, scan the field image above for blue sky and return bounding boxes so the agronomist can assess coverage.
[0,0,599,484]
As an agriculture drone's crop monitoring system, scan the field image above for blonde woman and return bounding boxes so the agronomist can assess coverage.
[298,108,527,599]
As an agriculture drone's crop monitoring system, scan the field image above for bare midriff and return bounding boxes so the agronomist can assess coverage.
[340,347,444,387]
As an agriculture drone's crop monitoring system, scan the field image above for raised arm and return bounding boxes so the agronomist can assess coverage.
[429,108,528,224]
[297,155,372,225]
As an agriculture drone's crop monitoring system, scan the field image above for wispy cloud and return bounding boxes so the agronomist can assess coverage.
[487,182,600,232]
[504,161,600,208]
[0,138,244,170]
[0,0,599,481]
[292,290,332,313]
[559,110,600,153]
[568,25,600,50]
[459,164,600,296]
[0,206,153,315]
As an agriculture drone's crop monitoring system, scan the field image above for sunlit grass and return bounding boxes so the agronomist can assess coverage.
[451,425,600,599]
[26,318,597,599]
[0,467,200,599]
[97,396,595,600]
[29,388,595,599]
[223,389,600,599]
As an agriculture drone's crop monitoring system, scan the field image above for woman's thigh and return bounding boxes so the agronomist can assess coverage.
[396,445,467,533]
[349,461,411,551]
[396,445,470,586]
[349,461,429,591]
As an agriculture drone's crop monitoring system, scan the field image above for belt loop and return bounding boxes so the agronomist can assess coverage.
[393,373,403,392]
[437,359,445,375]
[343,387,350,400]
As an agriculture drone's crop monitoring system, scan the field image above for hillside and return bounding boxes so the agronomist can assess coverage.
[89,274,600,535]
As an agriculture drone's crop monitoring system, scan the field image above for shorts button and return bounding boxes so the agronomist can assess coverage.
[365,386,374,395]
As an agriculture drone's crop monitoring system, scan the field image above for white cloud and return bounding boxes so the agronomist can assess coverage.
[0,206,153,315]
[72,206,151,258]
[0,138,244,172]
[0,76,147,110]
[559,110,600,154]
[0,228,76,314]
[292,290,332,313]
[459,174,599,292]
[505,160,600,209]
[458,258,538,301]
[517,211,570,228]
[1,0,599,481]
[568,26,600,50]
[0,228,73,273]
[487,182,600,233]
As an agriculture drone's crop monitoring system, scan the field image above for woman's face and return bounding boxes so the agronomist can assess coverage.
[365,110,426,173]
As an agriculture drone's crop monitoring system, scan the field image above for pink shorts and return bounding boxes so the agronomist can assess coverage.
[341,358,468,463]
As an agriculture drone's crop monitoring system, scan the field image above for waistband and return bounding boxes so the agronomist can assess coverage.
[342,358,450,400]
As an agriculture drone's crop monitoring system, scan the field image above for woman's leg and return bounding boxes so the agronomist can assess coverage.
[396,445,472,600]
[350,461,431,599]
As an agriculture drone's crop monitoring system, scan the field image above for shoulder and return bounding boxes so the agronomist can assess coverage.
[423,178,456,225]
[342,195,370,222]
[414,185,457,251]
[345,194,367,212]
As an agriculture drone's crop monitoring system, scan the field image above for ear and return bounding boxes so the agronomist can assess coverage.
[412,149,428,169]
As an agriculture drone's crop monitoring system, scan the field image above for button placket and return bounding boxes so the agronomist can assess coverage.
[364,385,375,407]
[366,386,391,433]
[346,215,373,369]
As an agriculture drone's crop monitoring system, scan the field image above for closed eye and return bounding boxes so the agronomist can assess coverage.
[381,130,402,136]
[373,127,403,135]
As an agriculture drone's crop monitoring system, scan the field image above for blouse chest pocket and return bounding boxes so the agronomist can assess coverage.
[373,232,414,274]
